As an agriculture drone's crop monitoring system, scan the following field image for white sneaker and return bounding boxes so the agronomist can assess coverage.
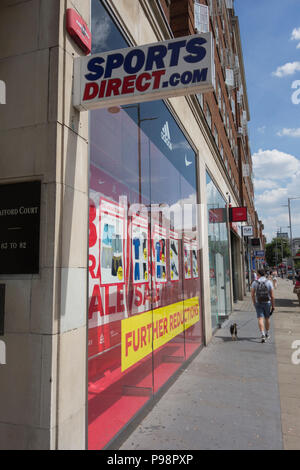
[261,335,266,343]
[265,332,270,340]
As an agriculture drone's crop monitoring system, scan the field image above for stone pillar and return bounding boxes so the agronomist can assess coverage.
[198,158,212,344]
[0,0,90,449]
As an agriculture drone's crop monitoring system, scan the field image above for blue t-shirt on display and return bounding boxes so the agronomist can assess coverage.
[133,238,140,260]
[156,241,161,262]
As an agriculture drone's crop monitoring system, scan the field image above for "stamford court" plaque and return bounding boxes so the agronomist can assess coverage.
[0,181,41,274]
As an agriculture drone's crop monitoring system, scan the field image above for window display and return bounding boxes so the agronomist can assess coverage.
[206,172,231,328]
[88,0,203,450]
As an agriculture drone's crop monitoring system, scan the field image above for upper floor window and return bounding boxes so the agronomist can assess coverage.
[218,80,222,109]
[197,93,204,109]
[214,125,219,145]
[206,103,212,129]
[194,2,209,33]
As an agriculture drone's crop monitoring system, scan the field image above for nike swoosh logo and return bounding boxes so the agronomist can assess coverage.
[185,156,192,167]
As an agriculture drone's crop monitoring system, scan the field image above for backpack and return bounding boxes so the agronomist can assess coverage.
[255,280,270,303]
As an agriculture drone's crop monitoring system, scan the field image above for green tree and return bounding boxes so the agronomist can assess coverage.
[265,237,291,266]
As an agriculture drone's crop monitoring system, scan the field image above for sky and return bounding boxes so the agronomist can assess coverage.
[235,0,300,243]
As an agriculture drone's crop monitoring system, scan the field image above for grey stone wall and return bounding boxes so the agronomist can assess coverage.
[0,0,90,449]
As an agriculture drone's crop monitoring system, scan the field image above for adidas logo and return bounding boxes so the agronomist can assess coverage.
[161,121,173,150]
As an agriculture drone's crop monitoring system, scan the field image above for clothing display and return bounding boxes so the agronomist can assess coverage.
[143,263,147,277]
[103,224,114,246]
[171,261,178,277]
[170,241,178,256]
[142,233,147,251]
[133,238,140,260]
[112,234,122,253]
[112,256,122,277]
[157,265,161,279]
[156,241,161,262]
[159,239,165,256]
[184,261,188,274]
[101,246,112,269]
[192,251,198,276]
[134,262,140,281]
[131,223,149,284]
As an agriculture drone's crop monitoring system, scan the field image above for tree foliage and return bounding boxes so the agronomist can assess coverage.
[265,238,291,266]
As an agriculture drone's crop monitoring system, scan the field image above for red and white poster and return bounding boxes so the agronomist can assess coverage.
[169,230,180,282]
[88,191,128,359]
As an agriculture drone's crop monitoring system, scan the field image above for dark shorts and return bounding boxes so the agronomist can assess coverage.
[255,302,271,319]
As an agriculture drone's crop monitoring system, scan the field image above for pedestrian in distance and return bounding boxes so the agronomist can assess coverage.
[294,274,300,306]
[251,269,275,343]
[271,270,278,289]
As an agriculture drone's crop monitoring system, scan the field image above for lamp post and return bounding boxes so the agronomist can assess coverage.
[277,226,290,275]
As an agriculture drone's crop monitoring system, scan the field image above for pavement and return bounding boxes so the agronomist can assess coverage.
[119,278,300,450]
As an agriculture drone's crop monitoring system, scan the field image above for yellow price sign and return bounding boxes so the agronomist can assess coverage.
[171,271,174,279]
[145,271,148,281]
[161,254,165,263]
[144,248,147,259]
[170,250,173,259]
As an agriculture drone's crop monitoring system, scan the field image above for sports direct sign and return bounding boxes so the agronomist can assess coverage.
[74,33,214,111]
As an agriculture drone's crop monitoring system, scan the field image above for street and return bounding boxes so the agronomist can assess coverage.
[119,278,300,450]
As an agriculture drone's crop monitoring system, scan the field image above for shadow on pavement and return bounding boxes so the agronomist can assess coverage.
[276,298,299,308]
[216,336,262,343]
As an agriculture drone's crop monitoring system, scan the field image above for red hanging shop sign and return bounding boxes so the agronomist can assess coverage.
[229,206,247,223]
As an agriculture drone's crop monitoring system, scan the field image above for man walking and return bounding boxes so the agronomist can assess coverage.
[251,269,275,343]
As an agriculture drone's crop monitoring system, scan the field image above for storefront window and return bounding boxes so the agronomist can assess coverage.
[88,0,203,450]
[206,172,231,328]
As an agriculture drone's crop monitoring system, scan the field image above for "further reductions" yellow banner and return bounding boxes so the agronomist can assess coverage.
[121,297,200,371]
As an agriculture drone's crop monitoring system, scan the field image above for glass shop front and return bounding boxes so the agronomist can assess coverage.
[206,172,231,329]
[88,0,204,449]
